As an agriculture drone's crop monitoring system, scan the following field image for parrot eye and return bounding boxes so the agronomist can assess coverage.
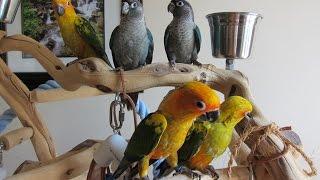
[196,101,206,110]
[131,2,137,8]
[176,1,184,7]
[67,1,70,5]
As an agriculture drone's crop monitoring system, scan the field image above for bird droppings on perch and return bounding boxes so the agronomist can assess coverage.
[0,31,317,179]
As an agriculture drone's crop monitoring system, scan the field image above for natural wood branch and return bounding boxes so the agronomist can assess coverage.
[13,161,41,175]
[0,32,57,161]
[0,31,315,179]
[10,139,250,180]
[167,166,251,180]
[0,127,33,150]
[8,140,100,180]
[30,86,104,103]
[0,57,55,161]
[0,33,70,88]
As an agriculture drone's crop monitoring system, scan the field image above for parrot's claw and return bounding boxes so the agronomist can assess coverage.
[173,166,201,180]
[192,60,202,67]
[205,165,219,180]
[169,60,176,70]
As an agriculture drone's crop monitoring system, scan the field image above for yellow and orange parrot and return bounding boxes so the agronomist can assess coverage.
[51,0,112,67]
[110,81,220,179]
[153,96,253,179]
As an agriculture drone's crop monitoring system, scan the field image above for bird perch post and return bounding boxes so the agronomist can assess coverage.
[0,30,316,179]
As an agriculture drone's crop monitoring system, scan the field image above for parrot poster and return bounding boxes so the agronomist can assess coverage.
[51,0,113,67]
[109,0,154,109]
[153,96,253,179]
[107,81,220,179]
[165,0,202,67]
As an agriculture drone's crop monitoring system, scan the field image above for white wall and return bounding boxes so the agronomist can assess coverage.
[2,0,320,178]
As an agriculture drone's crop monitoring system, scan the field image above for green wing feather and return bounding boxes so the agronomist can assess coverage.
[146,28,154,65]
[113,113,167,178]
[194,25,201,53]
[74,17,112,67]
[125,113,167,161]
[177,121,208,164]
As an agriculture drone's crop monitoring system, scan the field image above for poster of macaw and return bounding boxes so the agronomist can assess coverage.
[21,0,105,58]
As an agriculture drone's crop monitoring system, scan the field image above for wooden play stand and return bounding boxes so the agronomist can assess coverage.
[0,31,316,179]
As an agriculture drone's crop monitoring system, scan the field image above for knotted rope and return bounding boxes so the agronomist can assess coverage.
[227,121,317,177]
[118,69,138,128]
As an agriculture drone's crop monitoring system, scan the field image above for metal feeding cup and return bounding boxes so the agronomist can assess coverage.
[206,12,262,70]
[0,0,21,23]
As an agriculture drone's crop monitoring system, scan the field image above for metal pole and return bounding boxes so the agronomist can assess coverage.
[226,58,235,70]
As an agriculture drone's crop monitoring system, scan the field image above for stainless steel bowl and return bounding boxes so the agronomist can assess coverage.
[0,0,21,24]
[206,12,262,59]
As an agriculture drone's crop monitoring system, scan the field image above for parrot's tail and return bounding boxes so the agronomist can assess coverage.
[113,158,131,179]
[152,159,175,179]
[122,92,140,111]
[128,159,158,178]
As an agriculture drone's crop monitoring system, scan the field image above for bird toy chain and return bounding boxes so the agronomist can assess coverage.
[109,93,125,134]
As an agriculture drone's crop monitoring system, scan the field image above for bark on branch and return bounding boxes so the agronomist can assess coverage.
[0,31,313,179]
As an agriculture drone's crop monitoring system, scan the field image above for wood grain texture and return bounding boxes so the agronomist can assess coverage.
[0,127,33,150]
[8,142,100,180]
[0,31,315,179]
[0,33,56,161]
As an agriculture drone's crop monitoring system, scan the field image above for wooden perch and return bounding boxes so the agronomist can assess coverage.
[9,140,251,180]
[0,31,316,179]
[168,166,251,180]
[8,140,100,180]
[0,127,33,151]
[30,86,104,103]
[0,31,55,161]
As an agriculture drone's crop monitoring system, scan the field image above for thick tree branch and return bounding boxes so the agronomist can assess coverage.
[0,31,314,179]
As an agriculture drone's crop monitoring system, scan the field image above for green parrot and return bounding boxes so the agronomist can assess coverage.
[51,0,113,67]
[109,81,221,179]
[153,96,253,179]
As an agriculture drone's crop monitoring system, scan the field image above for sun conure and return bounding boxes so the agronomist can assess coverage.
[110,81,220,179]
[153,96,253,179]
[51,0,112,67]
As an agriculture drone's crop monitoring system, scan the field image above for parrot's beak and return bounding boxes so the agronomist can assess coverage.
[205,109,220,122]
[122,2,130,15]
[56,4,65,16]
[167,2,175,13]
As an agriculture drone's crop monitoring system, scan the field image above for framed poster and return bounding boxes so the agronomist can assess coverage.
[4,0,106,89]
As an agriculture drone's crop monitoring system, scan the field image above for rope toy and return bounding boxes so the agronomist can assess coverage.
[118,69,139,128]
[227,118,317,178]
